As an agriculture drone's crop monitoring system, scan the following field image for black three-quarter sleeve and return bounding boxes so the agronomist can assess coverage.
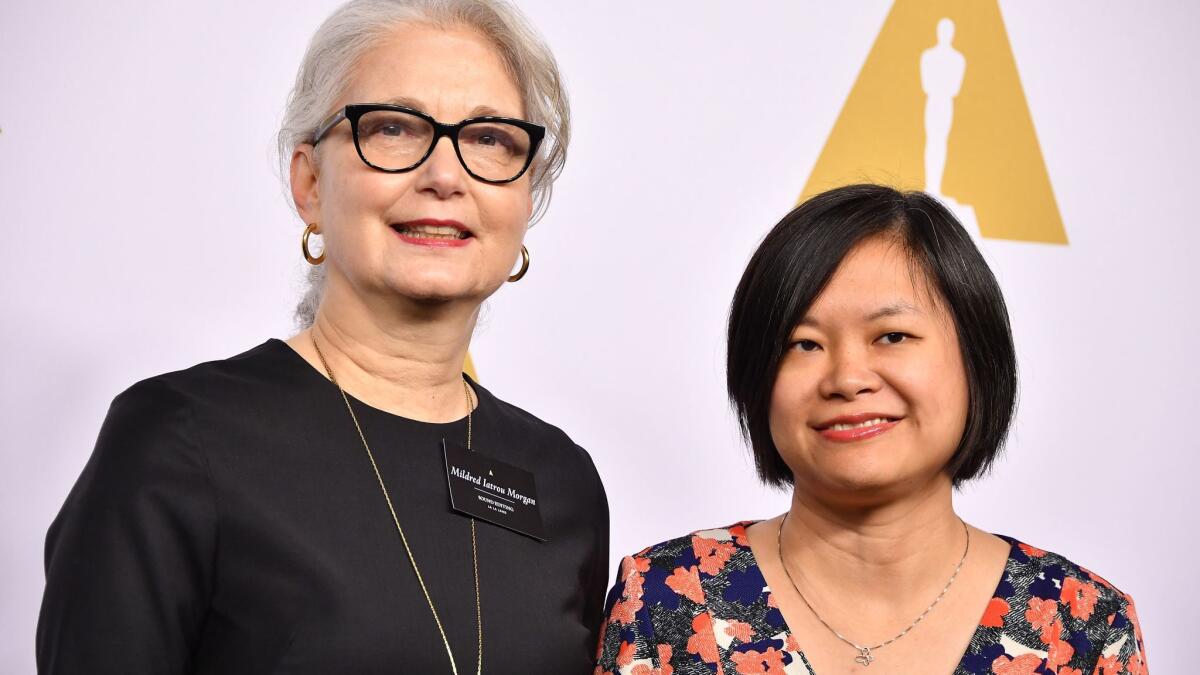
[582,445,610,653]
[37,378,217,674]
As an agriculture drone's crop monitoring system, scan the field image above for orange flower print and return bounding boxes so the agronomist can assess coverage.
[1046,634,1075,668]
[627,556,652,576]
[991,653,1049,675]
[785,634,802,652]
[610,557,647,625]
[1125,649,1148,675]
[666,565,705,604]
[658,644,673,665]
[1044,619,1067,649]
[1024,597,1060,643]
[630,644,675,675]
[981,597,1010,628]
[1018,543,1047,558]
[1061,577,1100,621]
[1092,654,1122,674]
[730,647,788,675]
[724,619,754,643]
[729,523,751,547]
[616,640,637,668]
[594,528,1140,675]
[686,612,720,664]
[694,536,738,576]
[610,597,642,625]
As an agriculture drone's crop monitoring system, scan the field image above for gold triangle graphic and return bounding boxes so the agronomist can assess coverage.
[801,0,1067,244]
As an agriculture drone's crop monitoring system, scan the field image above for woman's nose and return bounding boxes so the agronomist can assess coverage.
[818,346,882,401]
[414,137,468,199]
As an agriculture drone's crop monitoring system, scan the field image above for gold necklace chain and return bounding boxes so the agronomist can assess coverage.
[775,514,969,667]
[312,334,482,675]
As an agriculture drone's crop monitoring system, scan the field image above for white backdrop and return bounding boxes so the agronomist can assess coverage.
[2,1,1196,671]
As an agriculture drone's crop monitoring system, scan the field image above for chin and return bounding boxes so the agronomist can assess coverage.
[386,272,484,303]
[398,285,475,304]
[801,454,928,503]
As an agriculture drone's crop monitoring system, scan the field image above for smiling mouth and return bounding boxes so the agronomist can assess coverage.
[391,223,473,240]
[822,417,897,432]
[813,415,902,443]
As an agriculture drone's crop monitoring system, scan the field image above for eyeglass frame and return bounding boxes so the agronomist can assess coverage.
[310,103,546,185]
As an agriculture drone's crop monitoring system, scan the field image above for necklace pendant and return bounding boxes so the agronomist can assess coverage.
[854,647,874,666]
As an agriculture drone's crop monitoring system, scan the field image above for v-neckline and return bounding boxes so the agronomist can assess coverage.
[732,520,1019,674]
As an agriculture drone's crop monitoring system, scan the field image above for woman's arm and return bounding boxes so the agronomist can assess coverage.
[1095,593,1149,674]
[594,554,671,675]
[582,461,610,654]
[37,378,217,674]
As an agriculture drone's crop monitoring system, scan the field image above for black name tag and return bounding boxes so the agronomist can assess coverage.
[443,440,547,542]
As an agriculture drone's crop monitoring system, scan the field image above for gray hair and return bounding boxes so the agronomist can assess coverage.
[278,0,571,328]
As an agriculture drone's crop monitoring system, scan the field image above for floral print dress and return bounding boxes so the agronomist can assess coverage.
[595,522,1146,675]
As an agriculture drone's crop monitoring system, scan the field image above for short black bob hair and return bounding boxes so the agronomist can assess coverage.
[727,184,1017,487]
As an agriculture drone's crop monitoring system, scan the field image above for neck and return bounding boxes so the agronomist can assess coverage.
[780,475,964,606]
[303,274,478,422]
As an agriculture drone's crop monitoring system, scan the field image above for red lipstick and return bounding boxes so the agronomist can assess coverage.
[813,413,901,443]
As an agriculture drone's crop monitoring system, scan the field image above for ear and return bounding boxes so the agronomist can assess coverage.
[290,144,320,225]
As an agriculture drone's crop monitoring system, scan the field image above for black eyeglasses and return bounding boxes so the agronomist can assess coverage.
[311,103,545,184]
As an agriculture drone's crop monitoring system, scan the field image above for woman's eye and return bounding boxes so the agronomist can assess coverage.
[363,122,410,137]
[462,125,518,151]
[879,332,909,345]
[793,339,821,352]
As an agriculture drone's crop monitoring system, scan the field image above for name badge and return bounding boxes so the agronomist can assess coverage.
[443,440,547,541]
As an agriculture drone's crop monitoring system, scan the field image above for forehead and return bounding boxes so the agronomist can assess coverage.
[806,236,944,319]
[344,23,525,119]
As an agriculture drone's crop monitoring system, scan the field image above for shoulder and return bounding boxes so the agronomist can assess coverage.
[985,536,1146,667]
[472,379,602,479]
[99,340,295,459]
[58,345,289,520]
[121,339,298,404]
[623,522,755,567]
[1001,536,1138,614]
[601,523,767,654]
[107,339,311,434]
[614,522,758,591]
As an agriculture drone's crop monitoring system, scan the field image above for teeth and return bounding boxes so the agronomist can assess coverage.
[829,418,891,431]
[398,224,467,239]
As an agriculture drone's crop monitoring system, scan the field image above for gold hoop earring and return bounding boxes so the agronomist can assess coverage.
[302,223,325,265]
[507,245,530,283]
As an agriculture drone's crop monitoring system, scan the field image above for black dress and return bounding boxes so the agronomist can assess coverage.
[37,339,609,674]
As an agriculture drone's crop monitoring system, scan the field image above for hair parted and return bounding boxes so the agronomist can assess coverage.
[726,184,1018,488]
[278,0,571,328]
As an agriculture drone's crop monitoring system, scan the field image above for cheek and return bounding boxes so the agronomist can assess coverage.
[767,362,817,450]
[325,166,396,217]
[895,347,969,453]
[478,185,532,236]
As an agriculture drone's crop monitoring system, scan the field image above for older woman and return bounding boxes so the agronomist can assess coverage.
[37,1,607,672]
[595,185,1147,674]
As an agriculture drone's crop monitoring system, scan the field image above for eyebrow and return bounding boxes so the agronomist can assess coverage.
[865,301,923,321]
[381,96,505,119]
[383,95,425,109]
[797,301,923,327]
